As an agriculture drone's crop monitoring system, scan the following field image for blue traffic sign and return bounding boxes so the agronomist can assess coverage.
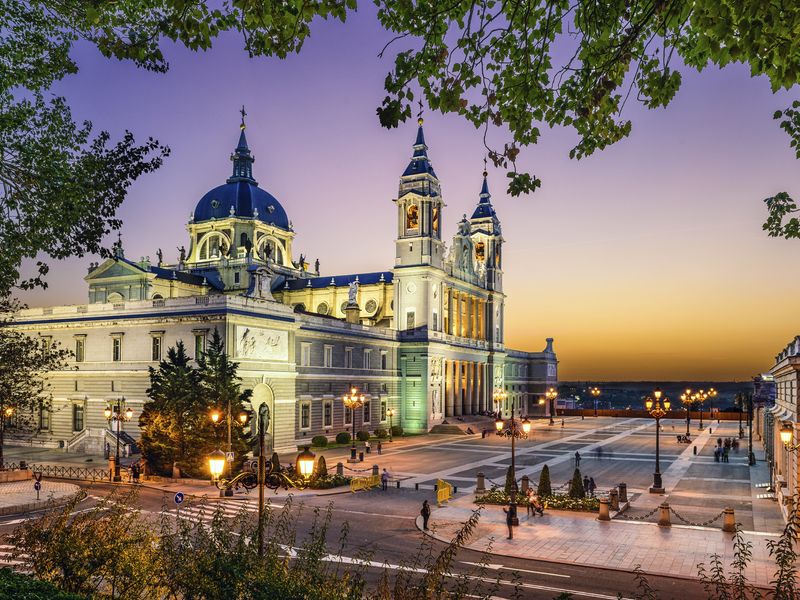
[33,481,41,491]
[174,492,184,505]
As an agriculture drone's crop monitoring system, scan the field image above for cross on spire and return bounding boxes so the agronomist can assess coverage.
[240,105,247,130]
[483,156,488,177]
[417,99,424,125]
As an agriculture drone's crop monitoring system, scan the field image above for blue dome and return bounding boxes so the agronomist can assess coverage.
[193,181,290,230]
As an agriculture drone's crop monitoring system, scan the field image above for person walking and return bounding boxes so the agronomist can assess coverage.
[574,451,581,468]
[503,504,514,539]
[526,488,534,517]
[589,477,597,497]
[365,440,371,454]
[583,475,590,496]
[377,440,382,455]
[381,468,389,491]
[421,500,431,530]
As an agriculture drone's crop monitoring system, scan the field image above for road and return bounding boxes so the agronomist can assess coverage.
[0,481,719,599]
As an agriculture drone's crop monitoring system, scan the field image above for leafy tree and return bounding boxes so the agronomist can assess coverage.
[1,1,167,295]
[568,468,585,499]
[0,298,71,468]
[197,328,251,473]
[0,568,85,600]
[139,341,216,478]
[537,464,552,497]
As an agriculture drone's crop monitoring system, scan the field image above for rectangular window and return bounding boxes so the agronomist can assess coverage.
[344,406,352,425]
[363,400,370,424]
[323,400,332,428]
[112,337,122,362]
[194,334,206,359]
[381,400,387,422]
[300,403,311,430]
[432,311,438,331]
[39,407,51,431]
[381,351,388,370]
[406,310,415,330]
[344,347,353,368]
[151,336,162,361]
[234,271,240,284]
[300,343,311,366]
[363,349,372,369]
[75,338,85,363]
[72,404,84,432]
[324,345,333,368]
[41,336,52,353]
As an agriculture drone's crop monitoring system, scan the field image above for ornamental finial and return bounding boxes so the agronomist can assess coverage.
[483,156,488,178]
[240,105,247,130]
[417,99,424,126]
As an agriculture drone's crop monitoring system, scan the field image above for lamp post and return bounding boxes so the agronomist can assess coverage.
[495,390,531,527]
[210,407,247,496]
[693,389,708,430]
[104,398,133,482]
[545,387,558,425]
[736,393,745,439]
[680,389,693,437]
[746,392,755,466]
[386,407,396,442]
[645,388,670,494]
[343,387,365,462]
[590,387,600,418]
[780,422,800,452]
[493,388,508,419]
[208,449,226,484]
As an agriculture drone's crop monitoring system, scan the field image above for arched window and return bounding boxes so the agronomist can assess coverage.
[406,204,419,229]
[198,232,229,261]
[475,241,485,261]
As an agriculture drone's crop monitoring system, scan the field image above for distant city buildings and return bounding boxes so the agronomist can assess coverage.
[9,114,557,455]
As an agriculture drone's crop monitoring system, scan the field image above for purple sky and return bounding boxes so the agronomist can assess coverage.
[18,6,800,380]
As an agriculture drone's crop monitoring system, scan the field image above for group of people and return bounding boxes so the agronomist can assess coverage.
[582,475,597,496]
[714,437,739,463]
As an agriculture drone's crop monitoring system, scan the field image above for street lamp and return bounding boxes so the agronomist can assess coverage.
[209,404,248,496]
[495,394,530,527]
[386,407,396,442]
[493,388,508,418]
[545,387,558,425]
[296,446,316,479]
[780,422,800,451]
[343,387,365,462]
[590,387,600,417]
[736,393,745,439]
[104,397,132,482]
[645,388,670,494]
[208,449,226,482]
[679,389,693,437]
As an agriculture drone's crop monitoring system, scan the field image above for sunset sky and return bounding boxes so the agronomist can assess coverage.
[18,7,800,381]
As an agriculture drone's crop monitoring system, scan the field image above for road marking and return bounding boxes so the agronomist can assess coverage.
[460,560,570,578]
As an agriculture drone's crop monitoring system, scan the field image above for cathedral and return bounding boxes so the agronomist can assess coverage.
[11,112,558,454]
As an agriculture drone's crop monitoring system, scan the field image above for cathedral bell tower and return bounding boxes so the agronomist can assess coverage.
[393,115,445,269]
[469,167,503,292]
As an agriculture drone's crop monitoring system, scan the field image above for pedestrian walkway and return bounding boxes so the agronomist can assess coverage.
[0,480,80,515]
[160,497,269,525]
[423,496,780,588]
[0,543,28,573]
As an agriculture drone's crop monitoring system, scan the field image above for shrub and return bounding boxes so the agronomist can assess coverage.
[503,465,516,496]
[311,435,328,448]
[391,425,404,437]
[313,455,327,479]
[374,428,388,439]
[335,432,351,445]
[308,473,351,489]
[356,429,370,442]
[568,468,585,498]
[537,464,552,497]
[0,568,85,599]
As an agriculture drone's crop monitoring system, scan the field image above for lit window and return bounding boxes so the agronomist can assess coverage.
[381,400,387,422]
[39,407,51,431]
[151,336,162,361]
[112,338,122,362]
[363,400,370,424]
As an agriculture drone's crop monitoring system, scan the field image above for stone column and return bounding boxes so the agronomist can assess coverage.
[453,360,462,416]
[466,362,475,415]
[465,294,472,339]
[445,360,454,417]
[471,362,479,414]
[453,292,460,337]
[447,287,453,335]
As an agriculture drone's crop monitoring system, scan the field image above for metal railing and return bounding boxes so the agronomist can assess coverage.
[350,473,380,493]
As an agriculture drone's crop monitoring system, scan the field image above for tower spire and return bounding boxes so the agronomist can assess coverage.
[402,101,436,179]
[228,106,256,184]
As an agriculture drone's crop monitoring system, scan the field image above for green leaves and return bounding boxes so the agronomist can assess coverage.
[763,192,800,239]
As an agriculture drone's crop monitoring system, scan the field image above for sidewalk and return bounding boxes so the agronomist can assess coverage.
[0,480,81,515]
[422,495,780,589]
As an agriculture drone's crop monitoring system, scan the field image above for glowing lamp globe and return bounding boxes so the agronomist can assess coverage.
[210,411,221,424]
[495,418,504,431]
[125,407,133,420]
[208,449,226,480]
[645,398,654,411]
[238,412,248,425]
[780,423,793,446]
[296,446,316,479]
[663,399,671,411]
[104,407,112,419]
[521,419,532,434]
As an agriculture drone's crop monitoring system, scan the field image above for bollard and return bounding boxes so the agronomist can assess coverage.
[521,475,530,495]
[618,482,628,504]
[598,498,610,521]
[658,502,671,527]
[415,483,419,491]
[693,446,697,455]
[722,507,736,532]
[453,486,458,493]
[476,472,486,495]
[359,451,364,462]
[336,462,344,477]
[609,489,619,511]
[372,464,379,477]
[396,480,400,489]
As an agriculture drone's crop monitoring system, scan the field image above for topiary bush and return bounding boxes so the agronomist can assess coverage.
[568,468,585,498]
[374,428,388,439]
[335,432,351,445]
[311,435,328,447]
[390,425,404,437]
[356,429,370,442]
[537,464,552,497]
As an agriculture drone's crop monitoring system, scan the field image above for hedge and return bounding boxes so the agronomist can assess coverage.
[390,425,404,437]
[335,432,351,444]
[475,487,599,512]
[356,430,370,442]
[374,428,388,439]
[311,435,328,447]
